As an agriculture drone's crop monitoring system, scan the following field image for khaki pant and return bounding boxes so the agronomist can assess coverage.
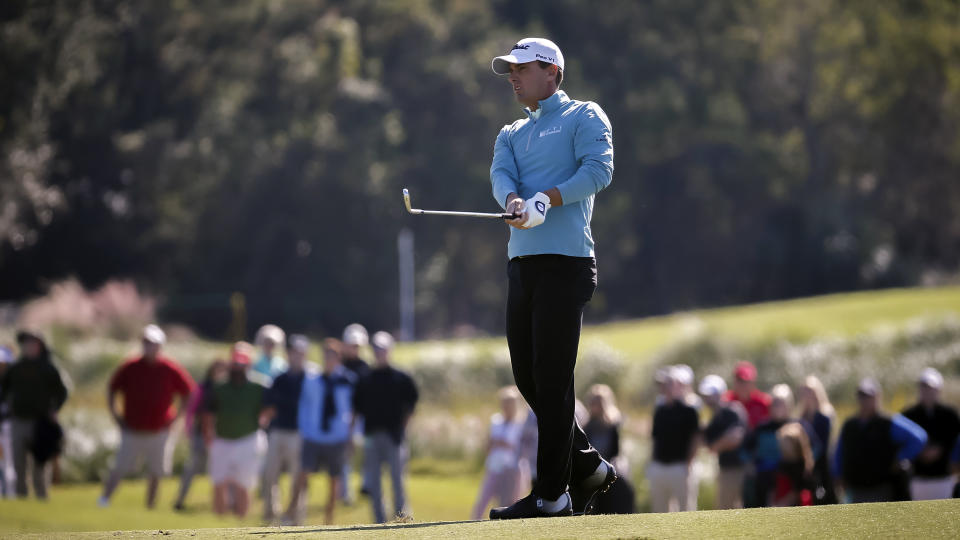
[112,429,172,477]
[910,476,956,501]
[647,461,697,513]
[10,418,50,499]
[716,466,745,509]
[261,429,302,520]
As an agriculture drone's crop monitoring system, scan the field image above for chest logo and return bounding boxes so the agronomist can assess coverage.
[539,126,561,138]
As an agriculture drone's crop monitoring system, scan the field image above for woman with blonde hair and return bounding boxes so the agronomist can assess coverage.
[471,386,528,520]
[773,422,814,506]
[583,384,623,469]
[797,375,836,504]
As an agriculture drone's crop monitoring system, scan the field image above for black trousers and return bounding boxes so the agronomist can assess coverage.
[506,254,603,500]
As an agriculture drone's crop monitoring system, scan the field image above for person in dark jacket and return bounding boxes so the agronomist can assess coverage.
[901,367,960,500]
[0,330,70,499]
[797,375,837,504]
[834,378,927,503]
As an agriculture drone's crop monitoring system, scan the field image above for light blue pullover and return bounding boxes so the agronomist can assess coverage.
[490,90,614,259]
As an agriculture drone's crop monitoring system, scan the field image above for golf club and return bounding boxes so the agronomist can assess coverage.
[402,189,520,220]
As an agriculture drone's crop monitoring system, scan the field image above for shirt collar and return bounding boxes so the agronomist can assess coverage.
[525,90,568,119]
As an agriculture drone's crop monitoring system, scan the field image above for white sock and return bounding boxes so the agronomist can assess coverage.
[540,492,570,513]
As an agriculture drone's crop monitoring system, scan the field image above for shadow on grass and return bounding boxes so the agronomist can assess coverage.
[250,519,484,535]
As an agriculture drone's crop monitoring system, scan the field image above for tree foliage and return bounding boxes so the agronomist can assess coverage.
[2,0,958,338]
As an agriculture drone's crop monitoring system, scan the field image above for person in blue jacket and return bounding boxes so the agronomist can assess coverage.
[486,37,616,520]
[833,378,927,503]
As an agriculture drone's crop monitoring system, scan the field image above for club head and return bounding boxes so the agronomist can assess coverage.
[402,188,414,213]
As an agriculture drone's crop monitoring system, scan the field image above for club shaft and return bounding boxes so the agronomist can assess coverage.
[410,209,518,219]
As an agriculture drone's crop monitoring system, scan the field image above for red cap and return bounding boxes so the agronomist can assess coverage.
[230,341,255,365]
[734,361,757,382]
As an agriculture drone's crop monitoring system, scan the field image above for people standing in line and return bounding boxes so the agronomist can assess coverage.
[340,323,370,504]
[901,367,960,501]
[99,325,196,508]
[699,374,748,509]
[672,365,702,410]
[486,36,617,520]
[471,386,527,520]
[204,342,268,518]
[261,335,312,522]
[648,367,701,512]
[352,331,419,523]
[797,375,836,504]
[173,359,228,511]
[0,330,70,500]
[286,338,355,525]
[0,346,15,498]
[252,324,287,385]
[723,361,771,430]
[834,378,927,503]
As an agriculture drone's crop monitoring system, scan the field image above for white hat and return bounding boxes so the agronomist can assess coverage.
[698,374,727,397]
[371,331,395,350]
[142,324,167,345]
[256,324,285,346]
[342,323,369,346]
[492,38,564,75]
[288,334,309,353]
[672,364,695,386]
[918,367,944,389]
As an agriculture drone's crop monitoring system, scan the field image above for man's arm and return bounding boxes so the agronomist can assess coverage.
[891,413,928,462]
[491,126,520,209]
[107,387,123,428]
[554,103,614,205]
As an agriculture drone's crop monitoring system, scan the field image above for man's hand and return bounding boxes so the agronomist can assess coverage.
[505,195,526,229]
[520,192,551,229]
[918,444,943,463]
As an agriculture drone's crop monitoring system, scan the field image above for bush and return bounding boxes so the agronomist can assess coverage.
[18,279,156,340]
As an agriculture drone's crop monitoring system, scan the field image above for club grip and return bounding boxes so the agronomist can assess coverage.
[502,213,522,220]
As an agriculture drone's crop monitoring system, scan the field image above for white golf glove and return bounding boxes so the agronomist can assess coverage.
[521,192,551,228]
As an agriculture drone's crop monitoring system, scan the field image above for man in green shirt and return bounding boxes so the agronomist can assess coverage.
[203,342,268,517]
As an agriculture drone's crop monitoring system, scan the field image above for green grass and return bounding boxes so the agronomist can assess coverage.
[7,499,960,539]
[0,472,480,535]
[391,285,960,363]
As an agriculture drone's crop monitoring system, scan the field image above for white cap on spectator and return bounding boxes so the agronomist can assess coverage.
[918,367,944,389]
[288,334,309,353]
[256,324,285,346]
[857,377,881,397]
[371,331,395,351]
[672,364,695,386]
[698,374,727,397]
[342,323,369,346]
[142,324,166,345]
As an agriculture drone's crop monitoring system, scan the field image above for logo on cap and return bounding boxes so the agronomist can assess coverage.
[512,43,530,51]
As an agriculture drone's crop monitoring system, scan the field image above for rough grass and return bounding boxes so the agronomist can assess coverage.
[7,500,960,539]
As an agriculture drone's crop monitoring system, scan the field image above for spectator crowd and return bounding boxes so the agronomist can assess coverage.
[1,326,959,523]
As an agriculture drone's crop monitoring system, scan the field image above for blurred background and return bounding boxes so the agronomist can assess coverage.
[1,0,959,533]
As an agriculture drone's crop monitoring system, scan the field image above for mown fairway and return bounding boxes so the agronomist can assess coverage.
[6,499,960,539]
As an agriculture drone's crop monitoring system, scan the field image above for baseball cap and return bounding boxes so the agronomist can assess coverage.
[288,334,310,353]
[857,377,880,397]
[371,331,395,351]
[672,364,695,386]
[342,323,369,346]
[230,341,255,365]
[492,37,565,75]
[142,324,167,345]
[918,367,944,389]
[698,374,728,397]
[255,324,285,346]
[733,361,757,382]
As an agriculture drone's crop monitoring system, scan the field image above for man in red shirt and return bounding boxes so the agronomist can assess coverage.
[723,361,771,429]
[98,325,195,508]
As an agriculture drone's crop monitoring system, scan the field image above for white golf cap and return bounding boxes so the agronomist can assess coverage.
[698,374,728,397]
[371,331,395,350]
[672,364,695,386]
[918,367,944,389]
[256,324,285,346]
[142,324,166,345]
[492,37,564,75]
[342,323,369,346]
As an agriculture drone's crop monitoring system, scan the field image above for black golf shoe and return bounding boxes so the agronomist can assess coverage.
[489,492,573,520]
[570,461,618,515]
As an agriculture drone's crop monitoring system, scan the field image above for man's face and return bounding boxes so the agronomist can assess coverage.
[323,347,341,373]
[703,392,721,408]
[507,61,557,108]
[343,343,360,359]
[734,378,754,398]
[288,348,305,370]
[22,338,42,358]
[857,392,878,415]
[918,383,939,406]
[373,346,389,366]
[262,339,276,356]
[143,340,161,359]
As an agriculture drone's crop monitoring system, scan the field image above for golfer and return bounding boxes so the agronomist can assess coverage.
[487,37,616,519]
